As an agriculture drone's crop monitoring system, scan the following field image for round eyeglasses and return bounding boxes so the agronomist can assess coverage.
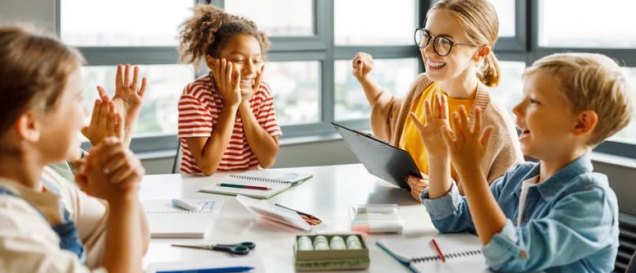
[414,28,476,56]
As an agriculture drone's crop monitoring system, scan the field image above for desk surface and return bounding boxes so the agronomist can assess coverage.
[141,164,439,272]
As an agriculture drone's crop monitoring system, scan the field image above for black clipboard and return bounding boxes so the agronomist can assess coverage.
[331,122,422,191]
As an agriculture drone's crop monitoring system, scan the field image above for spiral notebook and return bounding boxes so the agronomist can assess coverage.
[229,170,313,184]
[376,233,489,273]
[142,199,222,238]
[199,170,313,199]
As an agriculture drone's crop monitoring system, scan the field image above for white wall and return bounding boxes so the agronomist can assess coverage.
[0,0,56,30]
[142,138,358,174]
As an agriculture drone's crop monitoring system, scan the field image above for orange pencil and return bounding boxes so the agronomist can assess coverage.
[430,238,446,263]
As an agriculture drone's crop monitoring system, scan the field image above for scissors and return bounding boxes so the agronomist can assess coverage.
[171,241,256,255]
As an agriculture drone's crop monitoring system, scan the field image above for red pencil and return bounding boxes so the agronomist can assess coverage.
[218,183,271,190]
[430,238,446,263]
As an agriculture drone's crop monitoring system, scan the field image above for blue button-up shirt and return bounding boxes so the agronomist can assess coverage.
[422,154,619,273]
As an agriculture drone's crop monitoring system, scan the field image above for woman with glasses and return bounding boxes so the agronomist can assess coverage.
[351,0,522,200]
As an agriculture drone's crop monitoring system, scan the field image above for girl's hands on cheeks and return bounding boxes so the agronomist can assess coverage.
[441,106,493,176]
[244,64,265,102]
[210,58,241,106]
[409,94,450,157]
[351,52,374,82]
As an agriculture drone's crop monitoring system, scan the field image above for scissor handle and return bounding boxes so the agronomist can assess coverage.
[238,241,256,250]
[213,242,254,255]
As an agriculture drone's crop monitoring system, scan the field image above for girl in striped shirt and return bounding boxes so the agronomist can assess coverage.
[177,5,282,175]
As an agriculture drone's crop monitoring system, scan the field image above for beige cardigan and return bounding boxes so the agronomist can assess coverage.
[370,73,523,188]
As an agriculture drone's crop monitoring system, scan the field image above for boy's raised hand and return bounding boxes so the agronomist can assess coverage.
[352,52,374,81]
[82,89,124,146]
[409,94,451,157]
[441,106,493,176]
[211,58,241,106]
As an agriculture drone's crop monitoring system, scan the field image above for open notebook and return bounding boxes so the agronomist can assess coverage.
[376,233,489,273]
[143,199,222,238]
[200,170,313,199]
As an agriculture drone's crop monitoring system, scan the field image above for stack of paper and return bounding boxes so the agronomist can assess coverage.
[142,199,223,238]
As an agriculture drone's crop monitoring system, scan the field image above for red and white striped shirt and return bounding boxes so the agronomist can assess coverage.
[178,75,282,174]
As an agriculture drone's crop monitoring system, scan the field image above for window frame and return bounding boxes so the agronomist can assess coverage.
[59,0,636,159]
[528,0,636,157]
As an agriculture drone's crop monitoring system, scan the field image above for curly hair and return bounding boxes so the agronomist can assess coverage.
[178,4,270,64]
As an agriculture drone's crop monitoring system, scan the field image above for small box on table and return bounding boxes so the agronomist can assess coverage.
[294,233,370,271]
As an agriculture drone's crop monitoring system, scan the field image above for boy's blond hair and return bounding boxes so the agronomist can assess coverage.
[524,53,633,146]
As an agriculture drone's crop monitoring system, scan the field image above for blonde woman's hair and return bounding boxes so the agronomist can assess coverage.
[524,53,633,146]
[178,4,269,64]
[428,0,501,87]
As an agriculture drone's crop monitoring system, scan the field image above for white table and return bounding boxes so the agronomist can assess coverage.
[141,164,439,272]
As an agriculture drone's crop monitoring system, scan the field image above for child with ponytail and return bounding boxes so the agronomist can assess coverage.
[352,0,522,200]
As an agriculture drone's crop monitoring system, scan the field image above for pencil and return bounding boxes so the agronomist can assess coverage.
[218,183,270,191]
[274,203,322,225]
[430,238,446,263]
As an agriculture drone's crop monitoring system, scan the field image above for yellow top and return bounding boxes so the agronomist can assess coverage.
[399,82,475,175]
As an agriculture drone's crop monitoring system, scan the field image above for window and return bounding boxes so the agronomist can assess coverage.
[224,0,314,37]
[538,0,636,48]
[334,0,416,45]
[535,0,636,155]
[265,61,321,125]
[60,0,196,152]
[610,67,636,144]
[489,0,515,37]
[80,65,195,136]
[59,0,636,159]
[489,61,526,115]
[334,58,419,120]
[61,0,192,46]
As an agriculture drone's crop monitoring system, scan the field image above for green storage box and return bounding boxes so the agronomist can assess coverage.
[294,233,370,271]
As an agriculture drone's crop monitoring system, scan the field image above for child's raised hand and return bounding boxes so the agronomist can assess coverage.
[211,58,241,106]
[352,52,374,81]
[441,106,493,176]
[113,64,148,120]
[409,94,450,157]
[81,89,124,146]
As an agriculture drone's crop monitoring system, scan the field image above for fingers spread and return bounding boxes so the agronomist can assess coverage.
[116,64,123,89]
[139,77,148,97]
[132,66,140,91]
[480,126,494,147]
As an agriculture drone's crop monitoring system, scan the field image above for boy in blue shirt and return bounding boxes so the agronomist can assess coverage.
[410,53,632,272]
